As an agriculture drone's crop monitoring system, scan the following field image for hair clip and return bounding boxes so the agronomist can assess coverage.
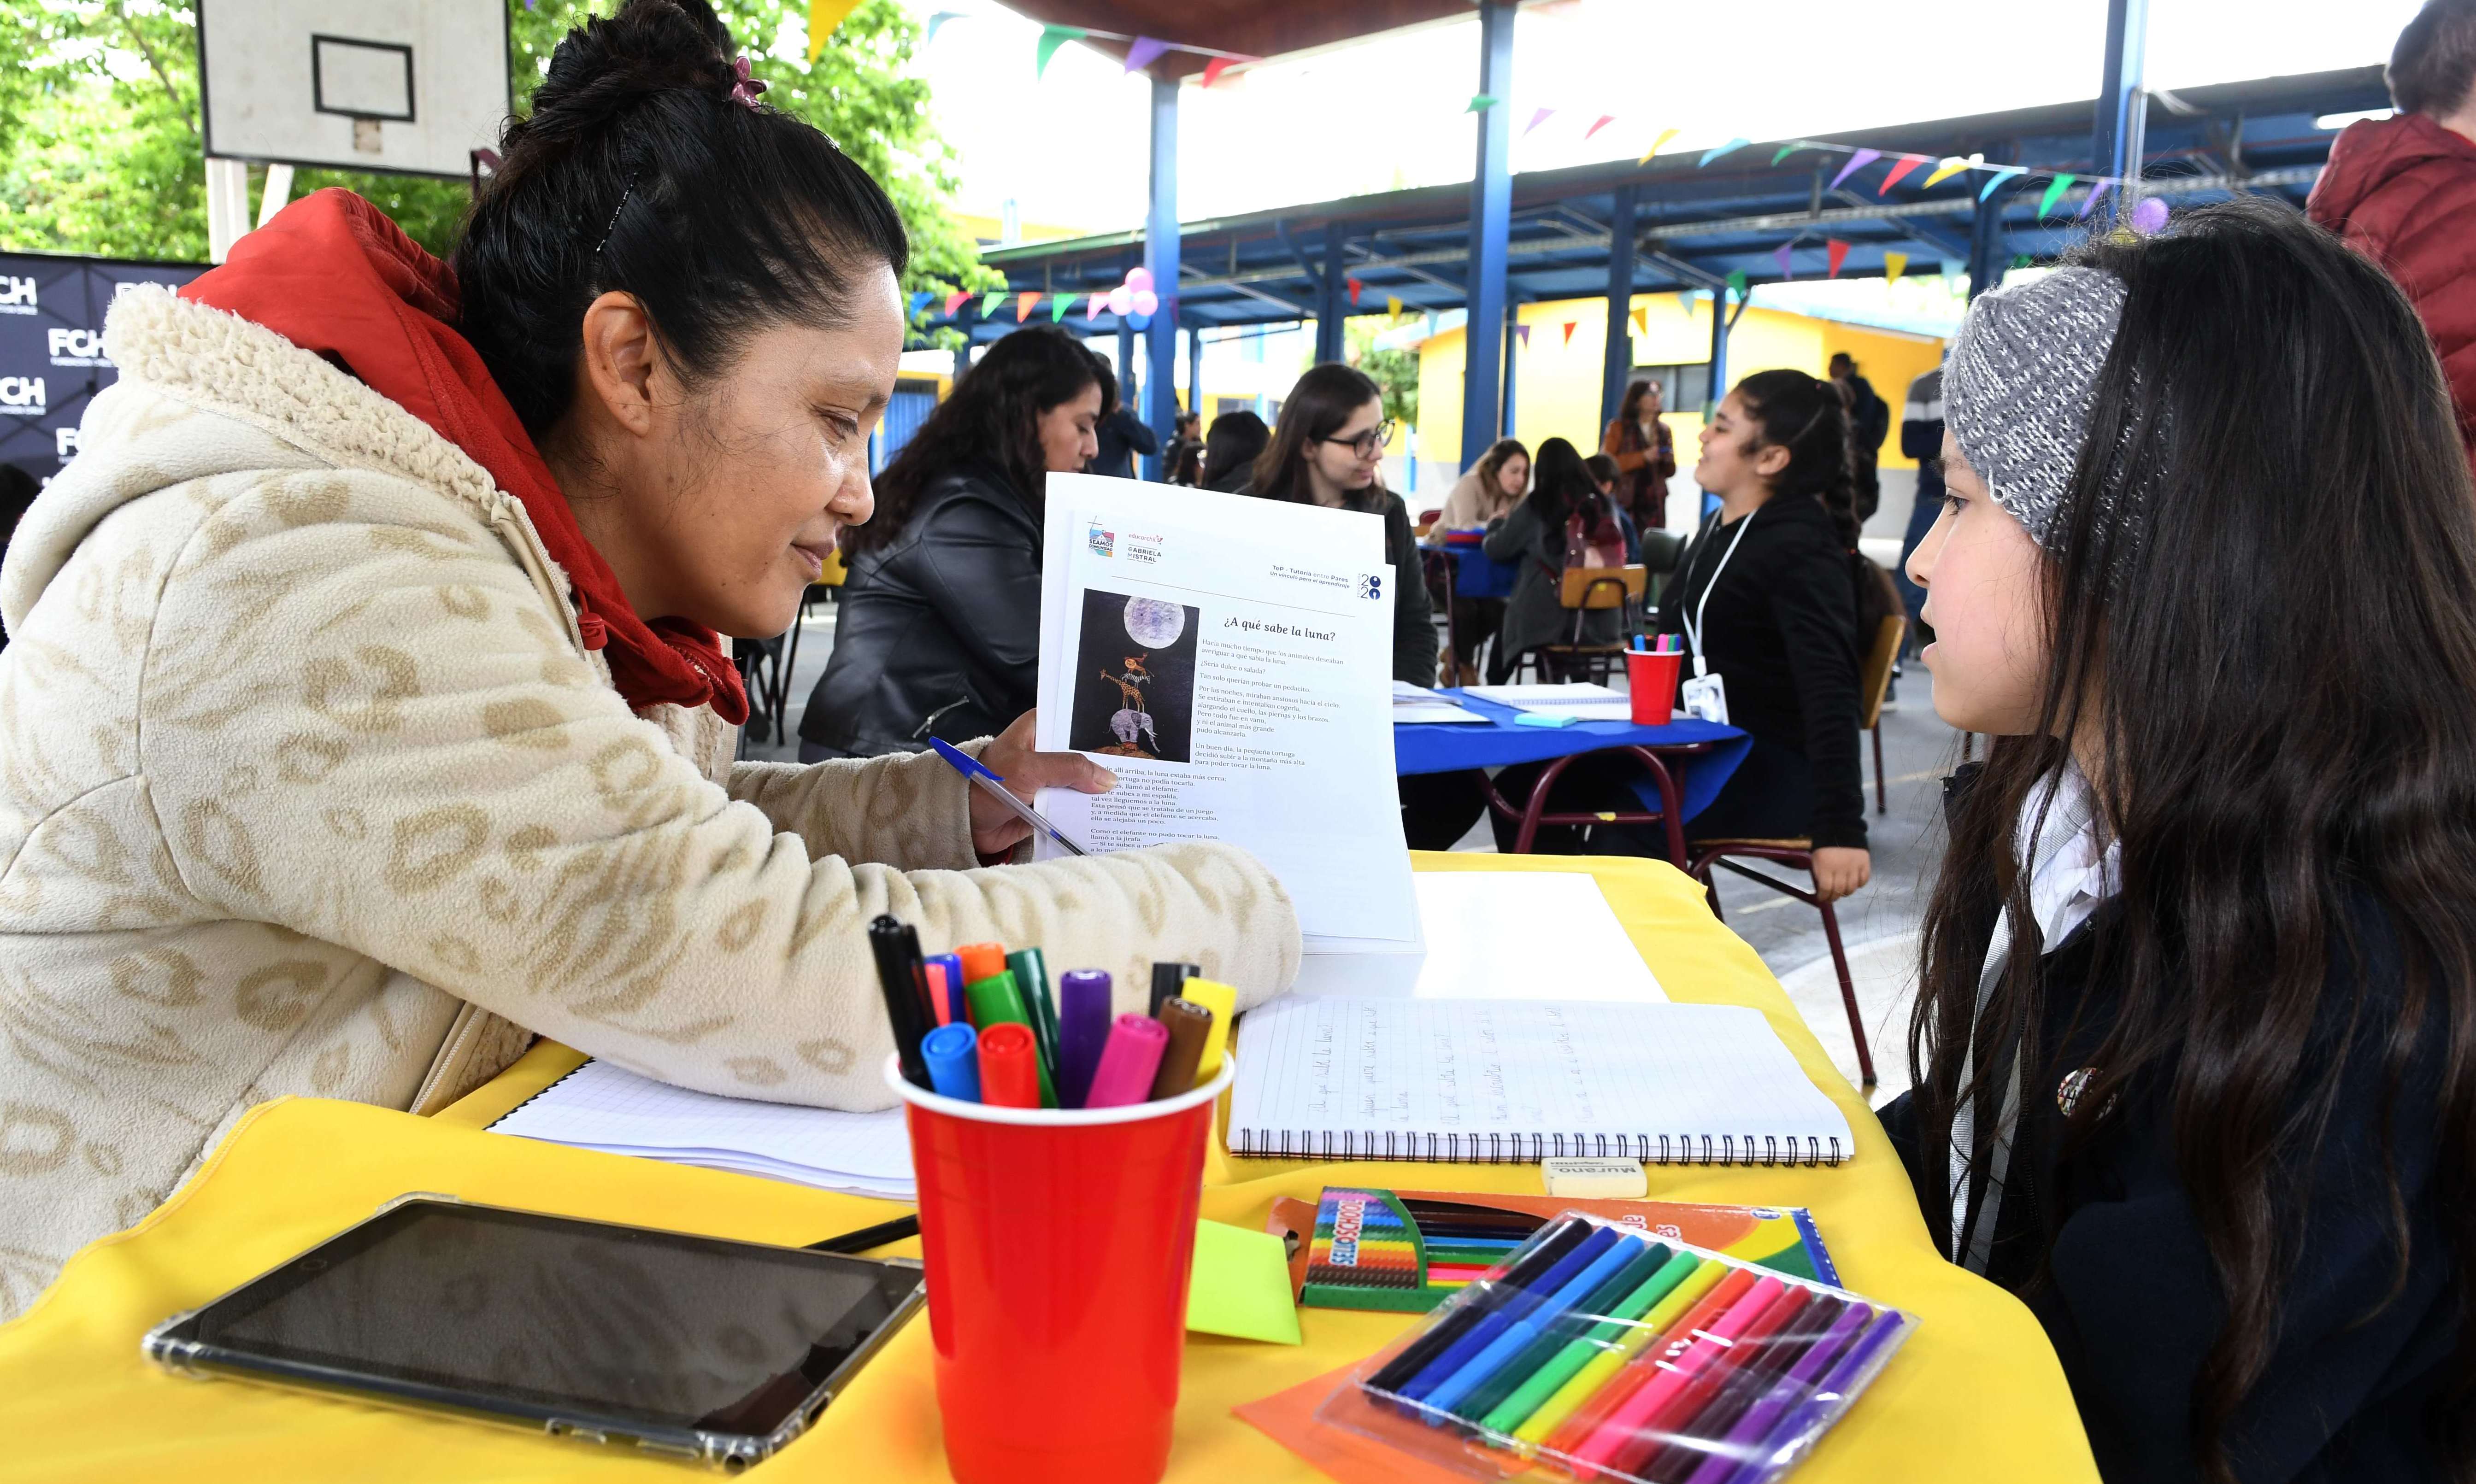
[729,54,767,109]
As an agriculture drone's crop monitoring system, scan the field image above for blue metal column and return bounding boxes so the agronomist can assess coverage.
[952,304,976,381]
[1141,72,1180,480]
[1706,287,1730,415]
[1116,317,1137,422]
[1187,326,1203,421]
[1967,182,2007,301]
[1500,306,1520,441]
[1458,0,1514,471]
[2095,0,2149,224]
[1315,223,1347,364]
[1600,184,1637,429]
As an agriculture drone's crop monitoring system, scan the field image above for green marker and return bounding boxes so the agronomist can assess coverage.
[1453,1239,1674,1424]
[964,970,1057,1108]
[1479,1246,1703,1436]
[1007,947,1063,1093]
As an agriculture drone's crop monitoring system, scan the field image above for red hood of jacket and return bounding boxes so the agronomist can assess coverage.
[2309,111,2476,229]
[177,188,747,724]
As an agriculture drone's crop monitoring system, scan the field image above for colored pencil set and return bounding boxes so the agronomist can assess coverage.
[869,916,1233,1109]
[1349,1214,1912,1484]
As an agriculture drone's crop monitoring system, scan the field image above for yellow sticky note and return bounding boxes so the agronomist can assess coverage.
[1186,1219,1301,1344]
[1183,978,1236,1079]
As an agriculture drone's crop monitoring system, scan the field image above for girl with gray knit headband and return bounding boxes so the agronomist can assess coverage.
[1876,195,2476,1483]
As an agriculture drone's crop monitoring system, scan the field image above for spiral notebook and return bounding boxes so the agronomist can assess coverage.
[1227,997,1853,1167]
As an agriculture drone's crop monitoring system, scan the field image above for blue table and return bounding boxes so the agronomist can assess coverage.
[1394,689,1751,865]
[1442,542,1520,600]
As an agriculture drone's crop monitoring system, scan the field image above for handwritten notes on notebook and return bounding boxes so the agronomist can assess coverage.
[1227,997,1852,1166]
[490,1060,914,1201]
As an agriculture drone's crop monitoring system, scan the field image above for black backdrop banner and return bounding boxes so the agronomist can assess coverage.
[0,252,206,490]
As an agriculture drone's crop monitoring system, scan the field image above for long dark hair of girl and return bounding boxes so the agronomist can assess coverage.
[1520,436,1606,548]
[1617,377,1653,423]
[845,325,1113,555]
[1730,369,1857,546]
[1250,363,1382,502]
[1909,197,2476,1480]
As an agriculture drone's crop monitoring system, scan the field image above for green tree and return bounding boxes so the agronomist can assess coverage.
[0,0,990,310]
[1346,317,1420,431]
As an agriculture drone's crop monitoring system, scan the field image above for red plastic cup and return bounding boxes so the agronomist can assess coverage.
[886,1050,1238,1484]
[1625,648,1685,725]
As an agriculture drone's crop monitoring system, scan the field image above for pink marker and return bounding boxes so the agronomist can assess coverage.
[1569,1275,1788,1471]
[1082,1014,1169,1107]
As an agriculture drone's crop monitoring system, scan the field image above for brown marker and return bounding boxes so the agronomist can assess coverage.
[1149,997,1214,1099]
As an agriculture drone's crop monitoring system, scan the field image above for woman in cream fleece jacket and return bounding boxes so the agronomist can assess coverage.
[0,1,1297,1318]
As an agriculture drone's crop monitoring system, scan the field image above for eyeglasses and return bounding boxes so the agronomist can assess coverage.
[1320,419,1397,458]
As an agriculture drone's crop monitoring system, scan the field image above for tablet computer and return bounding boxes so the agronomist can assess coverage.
[144,1196,925,1470]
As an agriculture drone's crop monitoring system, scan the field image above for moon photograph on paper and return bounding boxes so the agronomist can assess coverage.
[1069,590,1200,764]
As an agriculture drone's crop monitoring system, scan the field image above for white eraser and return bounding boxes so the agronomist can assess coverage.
[1541,1157,1649,1198]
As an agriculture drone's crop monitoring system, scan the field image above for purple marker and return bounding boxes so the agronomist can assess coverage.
[1712,1308,1905,1484]
[1056,969,1113,1108]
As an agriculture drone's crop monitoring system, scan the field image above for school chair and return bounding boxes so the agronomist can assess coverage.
[1535,565,1646,683]
[1413,506,1443,539]
[1859,614,1906,814]
[1686,839,1875,1089]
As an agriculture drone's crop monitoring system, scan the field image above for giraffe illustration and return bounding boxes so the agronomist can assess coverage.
[1099,654,1159,752]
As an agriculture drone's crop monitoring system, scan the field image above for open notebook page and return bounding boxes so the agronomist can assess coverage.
[1228,997,1851,1165]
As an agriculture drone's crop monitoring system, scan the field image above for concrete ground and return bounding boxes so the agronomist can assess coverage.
[746,598,1956,1106]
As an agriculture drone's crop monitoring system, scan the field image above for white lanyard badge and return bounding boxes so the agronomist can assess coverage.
[1680,505,1758,678]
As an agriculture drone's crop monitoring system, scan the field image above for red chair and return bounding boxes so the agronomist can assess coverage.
[1687,841,1875,1089]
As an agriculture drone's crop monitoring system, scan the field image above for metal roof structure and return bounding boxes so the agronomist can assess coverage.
[953,65,2383,340]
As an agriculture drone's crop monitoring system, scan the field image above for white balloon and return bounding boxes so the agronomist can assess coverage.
[1108,286,1135,315]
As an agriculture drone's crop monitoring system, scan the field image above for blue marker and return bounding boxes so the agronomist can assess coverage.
[1399,1226,1623,1404]
[926,737,1088,856]
[922,1022,982,1102]
[924,954,968,1025]
[1420,1231,1648,1419]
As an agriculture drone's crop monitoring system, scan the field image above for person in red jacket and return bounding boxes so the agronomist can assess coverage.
[2309,0,2476,461]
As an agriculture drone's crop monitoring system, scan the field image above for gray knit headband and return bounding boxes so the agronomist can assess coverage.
[1943,267,2128,551]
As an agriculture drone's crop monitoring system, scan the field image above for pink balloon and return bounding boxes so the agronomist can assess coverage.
[1131,289,1159,316]
[1107,286,1135,315]
[1126,267,1154,292]
[2130,196,2169,235]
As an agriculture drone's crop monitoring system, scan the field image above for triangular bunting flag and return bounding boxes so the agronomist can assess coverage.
[1347,277,1364,307]
[1561,320,1578,346]
[908,290,934,319]
[1883,251,1909,282]
[1585,114,1616,140]
[1877,155,1929,195]
[2011,253,2035,269]
[1051,294,1075,322]
[1923,157,1971,189]
[808,0,863,62]
[1826,239,1850,278]
[1202,57,1235,87]
[1514,323,1530,347]
[1387,295,1403,317]
[1979,165,2024,201]
[1525,107,1556,136]
[1639,127,1682,164]
[1016,290,1042,322]
[1466,94,1500,113]
[1724,269,1748,298]
[2075,179,2116,219]
[1035,24,1086,79]
[924,11,963,47]
[2038,174,2078,218]
[1123,36,1170,72]
[1828,148,1882,190]
[1698,137,1750,167]
[1630,306,1648,336]
[981,289,1005,317]
[1772,143,1806,165]
[1087,293,1106,322]
[943,290,970,317]
[1773,242,1794,279]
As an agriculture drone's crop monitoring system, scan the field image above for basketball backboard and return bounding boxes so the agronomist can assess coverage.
[198,0,511,179]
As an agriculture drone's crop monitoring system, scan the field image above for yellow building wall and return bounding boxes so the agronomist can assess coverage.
[1412,294,1943,474]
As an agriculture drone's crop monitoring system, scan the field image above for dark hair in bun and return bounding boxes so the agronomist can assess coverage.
[453,0,909,435]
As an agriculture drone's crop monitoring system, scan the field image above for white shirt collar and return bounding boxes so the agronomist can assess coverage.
[2016,763,2118,954]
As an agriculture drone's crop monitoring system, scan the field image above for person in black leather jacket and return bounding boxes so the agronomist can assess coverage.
[800,326,1110,758]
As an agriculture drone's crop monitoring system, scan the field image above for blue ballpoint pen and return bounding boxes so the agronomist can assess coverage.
[927,737,1089,856]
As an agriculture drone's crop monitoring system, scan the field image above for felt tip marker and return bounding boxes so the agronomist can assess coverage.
[925,953,966,1024]
[865,915,934,1089]
[955,941,1008,990]
[962,970,1056,1107]
[921,1021,981,1102]
[1181,978,1237,1079]
[976,1021,1041,1108]
[1007,947,1063,1087]
[1056,969,1112,1109]
[1082,1014,1169,1108]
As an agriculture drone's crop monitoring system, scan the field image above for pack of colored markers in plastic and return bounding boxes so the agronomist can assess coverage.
[1322,1211,1913,1484]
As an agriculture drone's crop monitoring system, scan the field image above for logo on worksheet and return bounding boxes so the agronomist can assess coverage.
[1358,572,1384,600]
[1087,522,1114,557]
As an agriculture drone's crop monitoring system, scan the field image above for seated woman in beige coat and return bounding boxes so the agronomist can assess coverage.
[0,0,1297,1318]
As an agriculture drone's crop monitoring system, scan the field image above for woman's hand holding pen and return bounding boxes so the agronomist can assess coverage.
[970,711,1116,856]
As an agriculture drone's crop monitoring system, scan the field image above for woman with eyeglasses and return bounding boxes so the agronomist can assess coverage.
[1242,364,1436,687]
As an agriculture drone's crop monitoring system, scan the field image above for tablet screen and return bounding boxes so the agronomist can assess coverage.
[185,1202,919,1435]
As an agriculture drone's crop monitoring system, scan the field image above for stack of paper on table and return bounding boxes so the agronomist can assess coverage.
[1032,475,1422,976]
[1290,872,1664,1000]
[1463,681,1647,722]
[490,1059,914,1201]
[1392,679,1488,725]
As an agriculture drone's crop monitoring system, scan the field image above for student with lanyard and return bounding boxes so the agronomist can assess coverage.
[1883,200,2476,1481]
[1649,369,1869,902]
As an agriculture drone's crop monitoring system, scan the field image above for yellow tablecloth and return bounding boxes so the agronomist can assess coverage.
[0,853,2097,1483]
